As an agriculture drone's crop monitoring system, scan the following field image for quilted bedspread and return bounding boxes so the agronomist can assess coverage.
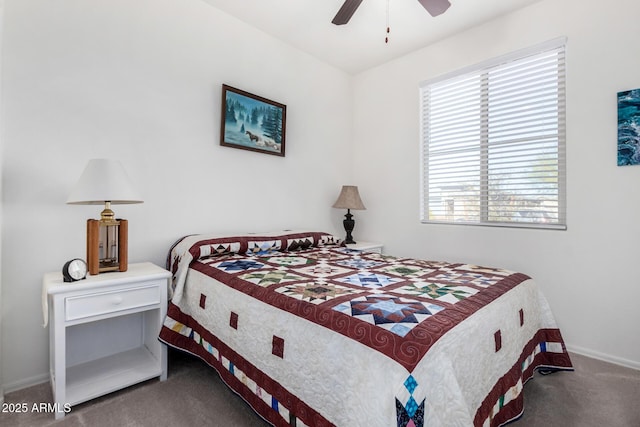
[159,231,572,427]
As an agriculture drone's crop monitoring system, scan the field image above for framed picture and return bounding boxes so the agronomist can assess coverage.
[220,84,286,157]
[617,88,640,166]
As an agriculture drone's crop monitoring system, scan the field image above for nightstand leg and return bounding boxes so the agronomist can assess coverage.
[160,343,167,381]
[52,296,67,420]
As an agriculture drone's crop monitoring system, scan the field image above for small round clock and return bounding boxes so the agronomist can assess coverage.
[62,258,88,282]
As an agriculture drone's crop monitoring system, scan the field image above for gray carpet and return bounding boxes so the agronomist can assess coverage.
[2,350,638,426]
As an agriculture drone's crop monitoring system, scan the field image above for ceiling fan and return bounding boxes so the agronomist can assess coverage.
[332,0,451,25]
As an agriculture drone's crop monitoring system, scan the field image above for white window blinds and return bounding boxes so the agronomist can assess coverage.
[419,39,566,229]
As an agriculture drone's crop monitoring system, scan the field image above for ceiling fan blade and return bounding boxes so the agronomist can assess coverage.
[332,0,364,25]
[417,0,451,17]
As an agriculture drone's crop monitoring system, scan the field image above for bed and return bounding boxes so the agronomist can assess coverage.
[159,231,572,427]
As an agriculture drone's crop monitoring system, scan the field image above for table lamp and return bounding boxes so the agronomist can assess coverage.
[67,159,143,275]
[332,185,366,244]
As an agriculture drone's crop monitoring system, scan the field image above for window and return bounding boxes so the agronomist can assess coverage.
[420,38,566,229]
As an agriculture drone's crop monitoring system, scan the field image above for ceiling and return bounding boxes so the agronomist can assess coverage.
[200,0,542,74]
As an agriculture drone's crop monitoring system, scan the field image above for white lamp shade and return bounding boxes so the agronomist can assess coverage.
[67,159,143,205]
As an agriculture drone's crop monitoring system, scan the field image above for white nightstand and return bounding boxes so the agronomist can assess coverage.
[44,262,171,419]
[345,241,383,254]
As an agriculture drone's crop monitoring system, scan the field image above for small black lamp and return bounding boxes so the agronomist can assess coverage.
[332,185,366,244]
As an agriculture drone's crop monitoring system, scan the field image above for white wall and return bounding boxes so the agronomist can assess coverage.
[0,0,4,406]
[0,0,353,390]
[353,0,640,368]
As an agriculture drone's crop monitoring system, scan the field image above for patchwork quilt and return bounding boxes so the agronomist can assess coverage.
[159,231,572,427]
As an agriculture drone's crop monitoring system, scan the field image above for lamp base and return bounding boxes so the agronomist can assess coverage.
[87,218,128,275]
[343,210,356,244]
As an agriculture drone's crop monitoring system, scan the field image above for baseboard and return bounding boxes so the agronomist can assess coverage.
[2,372,49,395]
[567,344,640,371]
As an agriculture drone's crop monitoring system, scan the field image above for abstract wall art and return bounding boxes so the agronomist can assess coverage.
[617,88,640,166]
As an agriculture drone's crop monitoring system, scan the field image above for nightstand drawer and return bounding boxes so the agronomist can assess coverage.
[65,284,160,321]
